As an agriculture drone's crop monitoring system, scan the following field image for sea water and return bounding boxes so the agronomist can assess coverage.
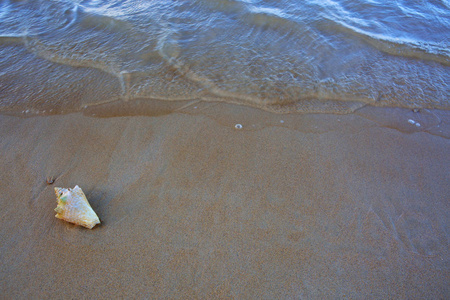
[0,0,449,115]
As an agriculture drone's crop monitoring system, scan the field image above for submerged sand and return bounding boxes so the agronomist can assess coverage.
[0,104,448,298]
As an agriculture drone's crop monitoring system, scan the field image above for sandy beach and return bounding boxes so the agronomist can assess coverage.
[1,0,449,298]
[0,104,448,298]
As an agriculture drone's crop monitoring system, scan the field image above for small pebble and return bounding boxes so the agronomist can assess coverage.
[46,176,55,185]
[235,124,243,129]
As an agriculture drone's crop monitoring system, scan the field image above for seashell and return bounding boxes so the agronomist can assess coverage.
[54,185,100,229]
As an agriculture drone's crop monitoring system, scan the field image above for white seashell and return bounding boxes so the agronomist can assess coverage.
[54,186,100,229]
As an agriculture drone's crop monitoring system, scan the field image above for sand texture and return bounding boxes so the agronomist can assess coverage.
[0,105,449,298]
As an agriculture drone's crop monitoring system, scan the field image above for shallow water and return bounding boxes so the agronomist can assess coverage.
[0,0,449,115]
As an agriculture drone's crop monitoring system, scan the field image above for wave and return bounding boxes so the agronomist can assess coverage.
[153,23,370,114]
[326,18,450,66]
[0,0,448,116]
[22,36,119,74]
[77,4,132,33]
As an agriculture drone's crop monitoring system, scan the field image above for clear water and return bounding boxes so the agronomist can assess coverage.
[0,0,449,115]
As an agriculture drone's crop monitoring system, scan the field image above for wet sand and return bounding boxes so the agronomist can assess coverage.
[0,104,449,298]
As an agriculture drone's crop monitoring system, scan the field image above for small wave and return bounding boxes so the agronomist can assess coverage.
[153,25,376,114]
[247,6,288,18]
[326,18,450,66]
[60,5,79,30]
[197,0,301,33]
[243,8,296,32]
[20,35,127,96]
[77,4,132,33]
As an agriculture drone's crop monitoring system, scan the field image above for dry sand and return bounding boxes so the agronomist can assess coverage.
[0,103,449,298]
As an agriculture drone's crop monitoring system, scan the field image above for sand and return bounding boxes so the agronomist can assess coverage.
[0,103,449,298]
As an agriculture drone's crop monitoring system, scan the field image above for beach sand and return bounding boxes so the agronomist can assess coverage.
[0,103,449,298]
